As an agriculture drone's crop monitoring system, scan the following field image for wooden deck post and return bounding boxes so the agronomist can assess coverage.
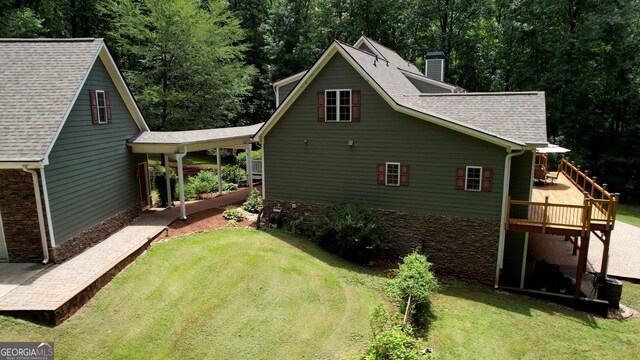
[542,196,549,233]
[575,234,590,299]
[600,231,611,279]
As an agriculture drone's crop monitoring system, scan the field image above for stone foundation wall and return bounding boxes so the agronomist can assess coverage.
[264,199,500,285]
[0,170,46,262]
[50,204,141,263]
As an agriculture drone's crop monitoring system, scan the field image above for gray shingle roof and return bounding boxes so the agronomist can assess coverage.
[0,38,103,162]
[338,42,547,145]
[129,123,264,145]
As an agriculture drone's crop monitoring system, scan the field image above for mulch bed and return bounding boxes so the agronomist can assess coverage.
[157,204,257,241]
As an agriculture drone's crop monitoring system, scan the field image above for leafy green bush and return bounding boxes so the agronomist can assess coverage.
[184,170,219,199]
[363,328,428,360]
[223,182,238,192]
[387,252,438,330]
[242,189,263,213]
[153,165,176,207]
[358,305,431,360]
[235,149,262,166]
[222,209,244,222]
[312,202,382,264]
[221,165,246,185]
[184,183,196,200]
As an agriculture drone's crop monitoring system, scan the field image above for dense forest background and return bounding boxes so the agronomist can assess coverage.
[1,0,639,201]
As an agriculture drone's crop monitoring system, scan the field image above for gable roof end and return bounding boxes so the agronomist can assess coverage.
[0,38,150,164]
[255,40,547,148]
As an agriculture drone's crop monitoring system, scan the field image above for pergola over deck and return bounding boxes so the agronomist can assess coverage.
[128,123,263,220]
[506,157,620,299]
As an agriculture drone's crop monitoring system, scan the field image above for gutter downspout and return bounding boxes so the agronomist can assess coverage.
[22,166,50,264]
[495,148,526,288]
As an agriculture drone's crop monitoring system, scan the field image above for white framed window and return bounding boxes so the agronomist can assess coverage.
[325,89,351,122]
[386,162,400,186]
[465,166,482,191]
[95,90,107,124]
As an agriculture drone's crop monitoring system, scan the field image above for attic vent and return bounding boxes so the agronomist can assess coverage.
[425,51,445,82]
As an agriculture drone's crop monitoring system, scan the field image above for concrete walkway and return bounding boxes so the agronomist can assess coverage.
[588,220,640,279]
[0,188,249,318]
[528,220,640,282]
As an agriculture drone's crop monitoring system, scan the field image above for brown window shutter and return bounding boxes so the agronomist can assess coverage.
[455,166,465,190]
[377,163,385,185]
[352,89,360,122]
[105,91,112,123]
[400,164,410,186]
[317,90,325,122]
[89,90,98,124]
[482,168,493,192]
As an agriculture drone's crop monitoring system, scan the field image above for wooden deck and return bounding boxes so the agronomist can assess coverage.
[507,159,619,236]
[532,172,584,205]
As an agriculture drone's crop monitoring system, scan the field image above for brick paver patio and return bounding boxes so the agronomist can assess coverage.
[0,188,249,318]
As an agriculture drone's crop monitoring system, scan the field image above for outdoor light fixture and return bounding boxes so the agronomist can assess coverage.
[304,139,308,144]
[348,140,354,146]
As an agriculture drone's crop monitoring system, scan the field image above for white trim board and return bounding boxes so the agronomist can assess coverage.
[0,210,8,261]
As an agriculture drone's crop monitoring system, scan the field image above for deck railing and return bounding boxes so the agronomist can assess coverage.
[507,157,619,234]
[251,159,262,175]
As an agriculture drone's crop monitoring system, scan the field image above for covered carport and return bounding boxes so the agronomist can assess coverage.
[128,123,263,220]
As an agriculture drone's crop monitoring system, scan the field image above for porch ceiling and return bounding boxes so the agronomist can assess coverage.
[127,123,263,154]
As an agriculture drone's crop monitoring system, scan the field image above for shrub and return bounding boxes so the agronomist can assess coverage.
[363,328,429,360]
[312,202,382,264]
[242,189,263,213]
[221,165,246,185]
[223,182,238,192]
[185,170,219,199]
[222,209,244,222]
[235,149,262,166]
[184,183,196,200]
[387,252,438,330]
[153,165,176,207]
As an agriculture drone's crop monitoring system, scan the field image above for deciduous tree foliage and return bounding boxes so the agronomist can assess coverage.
[100,0,256,131]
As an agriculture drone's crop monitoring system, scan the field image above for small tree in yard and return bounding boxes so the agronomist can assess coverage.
[387,252,438,331]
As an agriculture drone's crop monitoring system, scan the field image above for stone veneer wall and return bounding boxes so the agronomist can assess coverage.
[50,204,141,263]
[0,170,45,262]
[264,200,500,285]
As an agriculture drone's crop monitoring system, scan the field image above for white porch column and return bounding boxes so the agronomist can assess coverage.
[246,143,253,191]
[164,154,172,207]
[176,148,187,220]
[216,148,222,195]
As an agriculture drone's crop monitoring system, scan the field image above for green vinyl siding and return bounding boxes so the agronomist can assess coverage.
[265,55,506,220]
[45,58,145,244]
[502,232,526,287]
[502,151,534,287]
[278,82,298,104]
[509,151,534,201]
[426,59,444,81]
[407,76,451,93]
[357,42,375,54]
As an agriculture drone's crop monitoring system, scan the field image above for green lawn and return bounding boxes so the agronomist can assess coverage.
[427,280,640,360]
[616,203,640,228]
[1,229,638,359]
[0,229,385,359]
